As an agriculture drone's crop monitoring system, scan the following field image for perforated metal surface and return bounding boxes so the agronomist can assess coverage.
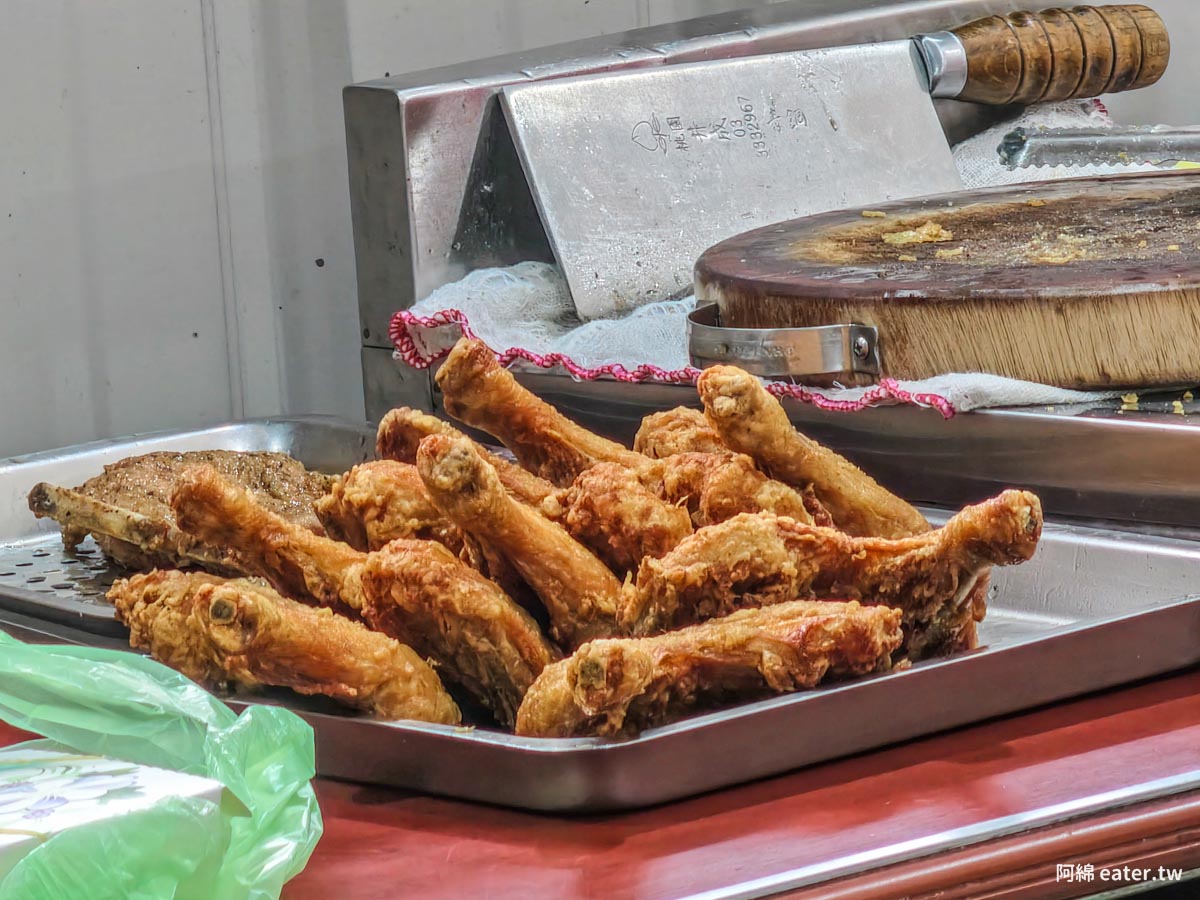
[0,536,117,603]
[0,534,124,635]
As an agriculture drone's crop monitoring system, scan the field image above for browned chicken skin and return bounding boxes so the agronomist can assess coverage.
[416,434,624,647]
[516,600,903,737]
[433,341,832,531]
[624,490,1042,658]
[698,367,930,539]
[651,451,817,528]
[315,460,465,554]
[110,569,461,724]
[171,465,556,726]
[377,405,558,506]
[634,407,728,458]
[545,462,694,577]
[435,338,653,485]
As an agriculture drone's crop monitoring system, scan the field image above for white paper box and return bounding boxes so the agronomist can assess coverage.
[0,747,228,880]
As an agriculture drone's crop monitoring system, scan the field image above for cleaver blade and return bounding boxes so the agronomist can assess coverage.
[500,41,962,321]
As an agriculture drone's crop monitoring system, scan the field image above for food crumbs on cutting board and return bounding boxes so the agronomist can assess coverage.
[1168,244,1181,251]
[1026,198,1047,207]
[1121,392,1140,411]
[861,210,887,218]
[1173,400,1186,415]
[881,221,953,245]
[898,254,918,262]
[1184,390,1194,401]
[934,247,964,260]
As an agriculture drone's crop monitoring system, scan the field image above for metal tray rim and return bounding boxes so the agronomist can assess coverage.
[283,592,1200,753]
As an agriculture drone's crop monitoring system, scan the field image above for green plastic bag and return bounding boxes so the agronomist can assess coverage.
[0,631,323,900]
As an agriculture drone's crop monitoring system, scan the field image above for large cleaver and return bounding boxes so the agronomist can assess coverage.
[501,4,1169,321]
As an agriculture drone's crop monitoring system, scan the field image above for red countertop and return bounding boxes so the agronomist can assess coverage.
[284,670,1200,899]
[3,671,1198,899]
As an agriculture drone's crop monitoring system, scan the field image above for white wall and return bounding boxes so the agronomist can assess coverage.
[0,0,777,459]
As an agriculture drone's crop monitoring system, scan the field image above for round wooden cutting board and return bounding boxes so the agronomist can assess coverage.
[694,171,1200,388]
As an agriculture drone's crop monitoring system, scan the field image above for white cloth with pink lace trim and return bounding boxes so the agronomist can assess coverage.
[391,100,1169,417]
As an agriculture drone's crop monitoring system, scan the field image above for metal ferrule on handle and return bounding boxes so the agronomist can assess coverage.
[687,305,881,380]
[912,31,969,98]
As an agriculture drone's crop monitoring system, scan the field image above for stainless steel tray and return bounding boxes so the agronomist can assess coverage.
[1,418,1199,813]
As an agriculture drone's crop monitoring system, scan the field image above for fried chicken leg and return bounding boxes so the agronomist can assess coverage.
[435,338,652,485]
[315,460,465,554]
[416,434,623,646]
[376,406,557,506]
[547,462,693,576]
[634,407,728,458]
[110,570,461,724]
[624,490,1042,657]
[315,459,534,605]
[697,367,930,538]
[171,466,556,726]
[516,600,903,737]
[652,451,818,528]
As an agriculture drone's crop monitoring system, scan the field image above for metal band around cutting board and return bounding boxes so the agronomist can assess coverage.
[687,304,881,379]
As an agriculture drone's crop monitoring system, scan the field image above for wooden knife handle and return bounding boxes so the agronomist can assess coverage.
[952,5,1170,105]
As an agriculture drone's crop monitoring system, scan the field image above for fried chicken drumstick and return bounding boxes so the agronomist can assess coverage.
[624,490,1042,657]
[516,600,903,737]
[633,407,727,458]
[171,466,556,726]
[416,434,623,646]
[433,340,833,531]
[376,406,556,506]
[546,462,694,576]
[110,569,461,724]
[697,367,930,538]
[315,460,465,554]
[435,338,653,485]
[651,451,819,528]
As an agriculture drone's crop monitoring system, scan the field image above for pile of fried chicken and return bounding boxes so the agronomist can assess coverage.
[28,338,1044,738]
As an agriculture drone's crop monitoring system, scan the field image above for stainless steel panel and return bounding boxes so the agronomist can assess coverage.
[2,420,1200,815]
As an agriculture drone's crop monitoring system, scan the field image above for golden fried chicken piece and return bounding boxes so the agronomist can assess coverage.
[697,367,930,538]
[435,338,652,485]
[545,462,693,576]
[516,600,903,737]
[632,409,834,524]
[416,434,623,647]
[316,460,465,554]
[652,451,817,528]
[314,459,533,605]
[110,569,461,724]
[376,406,557,506]
[171,466,556,726]
[634,407,728,458]
[624,490,1042,657]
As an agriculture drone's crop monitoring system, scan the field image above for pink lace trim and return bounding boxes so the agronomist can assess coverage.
[390,308,958,419]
